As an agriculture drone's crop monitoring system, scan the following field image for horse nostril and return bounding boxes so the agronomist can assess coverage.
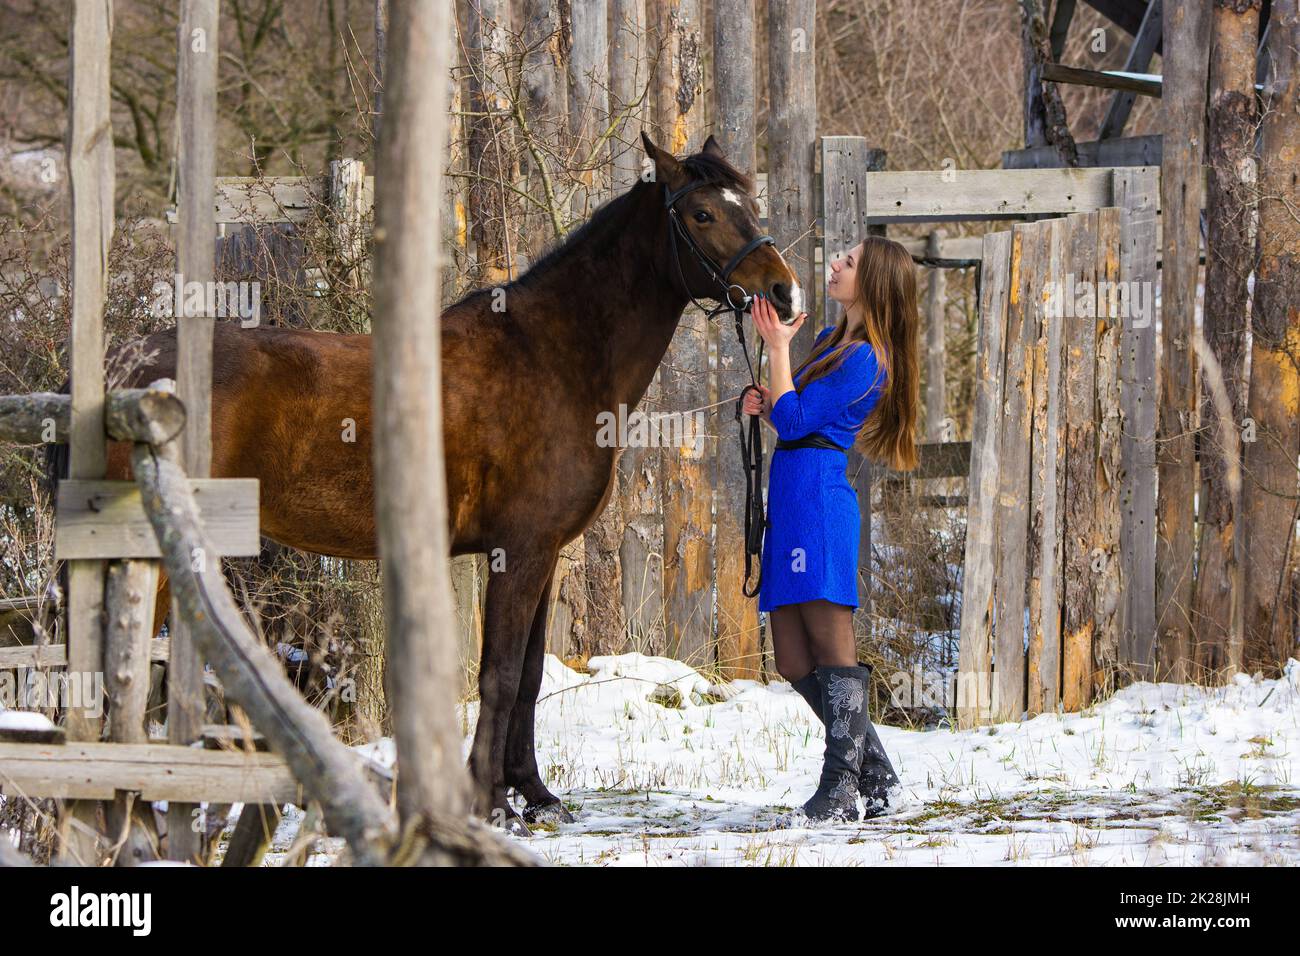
[768,283,793,311]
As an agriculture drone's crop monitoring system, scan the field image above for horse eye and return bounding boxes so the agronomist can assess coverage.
[693,210,712,224]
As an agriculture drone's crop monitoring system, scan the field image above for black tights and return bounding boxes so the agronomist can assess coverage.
[769,599,857,682]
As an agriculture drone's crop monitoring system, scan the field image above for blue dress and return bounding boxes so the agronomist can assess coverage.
[758,327,887,612]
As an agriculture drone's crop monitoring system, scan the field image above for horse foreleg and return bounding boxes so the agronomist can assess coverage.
[504,566,573,824]
[471,548,555,835]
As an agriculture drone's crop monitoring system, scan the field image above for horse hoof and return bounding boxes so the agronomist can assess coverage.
[489,809,532,837]
[523,800,574,825]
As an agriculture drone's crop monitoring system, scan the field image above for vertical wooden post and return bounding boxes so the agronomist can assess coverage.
[60,0,115,865]
[522,0,564,254]
[371,0,469,849]
[328,157,372,327]
[169,0,219,863]
[610,0,649,192]
[1092,206,1124,699]
[1243,0,1300,672]
[1061,212,1099,712]
[610,0,656,657]
[767,0,818,360]
[992,222,1043,722]
[577,3,623,658]
[712,0,759,678]
[567,0,611,215]
[373,0,388,145]
[465,0,513,282]
[956,229,1013,728]
[1116,167,1160,681]
[1194,0,1259,677]
[1156,0,1210,682]
[822,137,880,629]
[654,1,710,668]
[923,230,947,440]
[104,559,161,864]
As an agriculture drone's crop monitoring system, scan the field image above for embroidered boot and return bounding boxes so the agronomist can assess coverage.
[790,665,898,817]
[798,665,871,823]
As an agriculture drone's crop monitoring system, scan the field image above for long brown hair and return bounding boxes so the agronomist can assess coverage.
[792,236,920,471]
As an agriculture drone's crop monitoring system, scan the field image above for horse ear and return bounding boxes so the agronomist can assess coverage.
[701,134,726,160]
[641,130,684,186]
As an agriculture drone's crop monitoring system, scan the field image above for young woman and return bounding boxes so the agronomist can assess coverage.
[743,235,920,823]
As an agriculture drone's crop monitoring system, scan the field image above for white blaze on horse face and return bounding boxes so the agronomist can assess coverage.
[790,282,805,317]
[720,188,745,208]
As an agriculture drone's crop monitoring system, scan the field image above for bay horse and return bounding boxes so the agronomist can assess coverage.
[105,133,798,833]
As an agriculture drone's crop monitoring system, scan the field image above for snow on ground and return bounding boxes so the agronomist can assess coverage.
[258,653,1300,866]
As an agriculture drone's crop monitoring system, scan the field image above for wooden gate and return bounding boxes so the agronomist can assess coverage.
[957,168,1159,726]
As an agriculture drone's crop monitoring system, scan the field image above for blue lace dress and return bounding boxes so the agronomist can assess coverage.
[758,328,886,612]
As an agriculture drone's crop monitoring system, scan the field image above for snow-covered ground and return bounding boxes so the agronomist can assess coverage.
[257,653,1300,866]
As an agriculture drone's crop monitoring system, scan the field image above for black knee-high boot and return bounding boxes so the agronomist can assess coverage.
[791,664,898,816]
[797,666,872,822]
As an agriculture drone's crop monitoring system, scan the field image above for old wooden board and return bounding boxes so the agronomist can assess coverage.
[956,229,1013,727]
[56,479,259,560]
[0,741,300,803]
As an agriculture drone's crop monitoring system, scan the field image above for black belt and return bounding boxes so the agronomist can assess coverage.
[775,434,848,452]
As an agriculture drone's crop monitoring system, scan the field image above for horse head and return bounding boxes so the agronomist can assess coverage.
[642,132,802,323]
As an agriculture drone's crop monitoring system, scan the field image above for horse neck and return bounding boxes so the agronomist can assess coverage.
[520,184,689,410]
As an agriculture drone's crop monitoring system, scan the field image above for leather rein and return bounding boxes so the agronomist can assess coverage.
[663,180,775,598]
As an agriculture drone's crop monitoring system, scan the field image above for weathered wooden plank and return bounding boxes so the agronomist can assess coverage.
[1002,134,1164,170]
[863,168,1120,223]
[1027,217,1067,715]
[0,742,300,803]
[56,479,260,560]
[924,230,947,439]
[0,638,169,669]
[1116,168,1160,681]
[1041,63,1163,98]
[956,229,1013,728]
[1092,207,1124,700]
[1061,212,1100,711]
[209,177,325,224]
[992,221,1045,722]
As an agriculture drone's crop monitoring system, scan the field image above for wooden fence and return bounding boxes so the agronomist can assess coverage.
[957,168,1160,726]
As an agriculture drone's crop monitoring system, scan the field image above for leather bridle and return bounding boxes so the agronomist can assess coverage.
[663,179,777,598]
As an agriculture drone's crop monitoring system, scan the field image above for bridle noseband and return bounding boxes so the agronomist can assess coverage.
[664,179,776,599]
[664,180,776,317]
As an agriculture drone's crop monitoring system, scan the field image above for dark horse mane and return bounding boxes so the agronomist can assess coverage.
[451,151,754,307]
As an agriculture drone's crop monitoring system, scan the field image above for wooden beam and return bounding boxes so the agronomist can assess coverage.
[1099,0,1164,140]
[862,167,1119,222]
[1041,63,1163,97]
[55,478,259,560]
[1050,0,1078,60]
[0,742,300,803]
[0,388,186,446]
[1003,134,1163,169]
[0,639,168,669]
